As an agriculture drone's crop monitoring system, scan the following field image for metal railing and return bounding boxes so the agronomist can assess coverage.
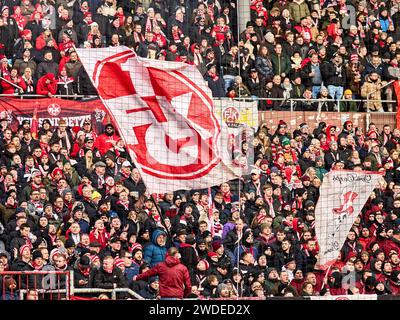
[0,94,396,112]
[0,270,144,300]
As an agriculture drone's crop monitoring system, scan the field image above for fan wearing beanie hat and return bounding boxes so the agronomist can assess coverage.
[212,240,223,254]
[19,244,31,258]
[114,258,125,269]
[197,259,210,271]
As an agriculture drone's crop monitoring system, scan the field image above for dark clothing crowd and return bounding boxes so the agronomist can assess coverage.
[0,114,400,299]
[0,0,399,112]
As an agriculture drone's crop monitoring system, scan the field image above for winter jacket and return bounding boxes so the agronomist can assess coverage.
[1,74,26,94]
[360,74,386,111]
[204,72,226,97]
[93,266,128,289]
[36,73,57,96]
[321,61,346,87]
[255,56,274,78]
[288,0,310,23]
[271,54,291,76]
[136,255,192,299]
[36,60,59,79]
[13,58,37,75]
[143,228,167,267]
[93,133,121,156]
[179,243,198,273]
[64,60,82,79]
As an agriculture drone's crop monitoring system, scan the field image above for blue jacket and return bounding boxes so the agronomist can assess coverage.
[144,229,167,267]
[233,245,259,265]
[125,264,139,284]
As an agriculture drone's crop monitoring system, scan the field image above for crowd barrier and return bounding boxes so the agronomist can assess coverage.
[1,94,397,131]
[0,271,143,300]
[2,271,400,300]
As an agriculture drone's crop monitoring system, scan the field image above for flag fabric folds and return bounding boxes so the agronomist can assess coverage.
[315,170,382,269]
[76,46,239,193]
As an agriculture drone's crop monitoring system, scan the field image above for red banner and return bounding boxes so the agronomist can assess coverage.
[0,97,110,133]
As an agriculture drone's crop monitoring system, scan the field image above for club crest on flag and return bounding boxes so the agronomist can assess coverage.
[76,46,239,193]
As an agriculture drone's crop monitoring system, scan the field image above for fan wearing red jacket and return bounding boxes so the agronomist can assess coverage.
[1,67,26,94]
[135,246,191,299]
[93,123,121,156]
[36,73,57,96]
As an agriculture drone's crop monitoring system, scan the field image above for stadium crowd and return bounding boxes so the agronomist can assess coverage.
[0,0,399,111]
[0,0,400,300]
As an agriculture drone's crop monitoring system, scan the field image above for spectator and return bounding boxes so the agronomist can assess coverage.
[36,50,58,79]
[135,246,191,299]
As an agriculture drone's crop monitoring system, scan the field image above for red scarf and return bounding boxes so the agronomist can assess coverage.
[31,261,43,270]
[79,266,90,277]
[208,71,219,81]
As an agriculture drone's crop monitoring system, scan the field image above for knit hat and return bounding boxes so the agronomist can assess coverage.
[207,252,218,259]
[79,255,91,268]
[257,214,266,225]
[212,241,222,252]
[114,258,125,267]
[49,248,61,262]
[19,244,31,256]
[104,151,116,162]
[91,191,102,200]
[21,29,31,37]
[130,243,143,253]
[90,255,100,264]
[260,159,269,166]
[344,89,352,95]
[64,238,76,248]
[350,54,359,63]
[32,250,43,260]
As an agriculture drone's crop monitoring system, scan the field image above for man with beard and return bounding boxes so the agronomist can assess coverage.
[93,123,121,156]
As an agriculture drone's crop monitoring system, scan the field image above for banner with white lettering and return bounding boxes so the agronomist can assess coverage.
[315,170,382,268]
[0,97,107,131]
[76,46,240,193]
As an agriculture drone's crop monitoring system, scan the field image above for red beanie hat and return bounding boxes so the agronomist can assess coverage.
[19,244,31,256]
[130,243,143,253]
[21,29,31,37]
[257,214,266,225]
[200,259,209,270]
[212,241,222,252]
[207,252,218,259]
[90,255,100,263]
[114,258,125,267]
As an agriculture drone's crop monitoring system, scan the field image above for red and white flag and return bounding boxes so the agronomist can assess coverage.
[315,170,382,269]
[76,46,239,193]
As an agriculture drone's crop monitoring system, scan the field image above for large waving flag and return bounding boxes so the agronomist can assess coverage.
[76,46,239,193]
[315,170,382,269]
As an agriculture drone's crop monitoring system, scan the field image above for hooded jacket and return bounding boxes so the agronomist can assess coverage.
[143,229,167,267]
[136,255,191,298]
[36,73,57,95]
